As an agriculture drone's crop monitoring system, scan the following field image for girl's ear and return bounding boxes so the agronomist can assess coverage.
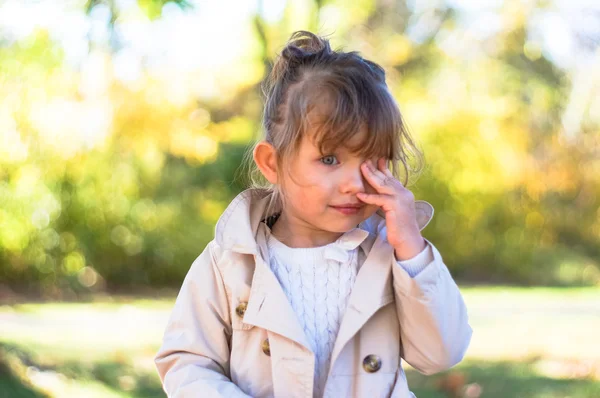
[253,141,278,184]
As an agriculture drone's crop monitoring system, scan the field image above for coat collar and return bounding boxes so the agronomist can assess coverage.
[214,188,274,255]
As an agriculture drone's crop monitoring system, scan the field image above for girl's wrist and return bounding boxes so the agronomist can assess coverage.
[394,237,427,261]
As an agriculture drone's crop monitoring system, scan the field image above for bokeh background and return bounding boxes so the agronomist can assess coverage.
[1,0,599,397]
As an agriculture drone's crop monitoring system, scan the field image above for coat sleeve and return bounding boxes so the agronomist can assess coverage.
[392,238,472,376]
[154,241,252,398]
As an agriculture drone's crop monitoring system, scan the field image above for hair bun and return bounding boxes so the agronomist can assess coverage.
[280,31,331,63]
[281,45,307,62]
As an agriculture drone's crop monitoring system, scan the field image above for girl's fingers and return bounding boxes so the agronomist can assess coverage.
[356,192,391,207]
[361,160,396,193]
[378,158,398,182]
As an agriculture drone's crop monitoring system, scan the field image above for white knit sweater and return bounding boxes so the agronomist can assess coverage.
[265,226,433,398]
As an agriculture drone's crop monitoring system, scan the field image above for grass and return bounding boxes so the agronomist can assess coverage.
[0,342,162,398]
[407,359,600,398]
[1,286,599,397]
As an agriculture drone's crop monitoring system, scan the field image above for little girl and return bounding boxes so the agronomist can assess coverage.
[155,31,472,398]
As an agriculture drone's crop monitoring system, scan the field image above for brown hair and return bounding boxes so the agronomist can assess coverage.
[245,30,424,215]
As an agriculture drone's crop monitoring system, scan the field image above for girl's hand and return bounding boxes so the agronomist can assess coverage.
[356,158,427,261]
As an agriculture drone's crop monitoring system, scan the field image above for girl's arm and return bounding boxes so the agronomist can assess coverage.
[154,241,252,398]
[392,238,472,375]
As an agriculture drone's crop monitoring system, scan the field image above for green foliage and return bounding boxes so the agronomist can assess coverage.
[0,0,598,296]
[84,0,193,20]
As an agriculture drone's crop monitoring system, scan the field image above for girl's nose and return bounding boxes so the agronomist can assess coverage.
[340,166,367,194]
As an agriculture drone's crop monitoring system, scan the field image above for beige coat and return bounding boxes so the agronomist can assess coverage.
[155,189,472,398]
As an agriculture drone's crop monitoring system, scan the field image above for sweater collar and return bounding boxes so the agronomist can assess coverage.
[265,226,370,264]
[324,228,370,263]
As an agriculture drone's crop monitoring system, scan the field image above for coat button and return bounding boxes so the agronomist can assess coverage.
[362,355,382,373]
[261,338,271,356]
[235,302,247,317]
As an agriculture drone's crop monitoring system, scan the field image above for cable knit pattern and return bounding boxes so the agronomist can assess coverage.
[266,228,368,398]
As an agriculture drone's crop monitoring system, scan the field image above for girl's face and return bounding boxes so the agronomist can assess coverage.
[275,128,380,247]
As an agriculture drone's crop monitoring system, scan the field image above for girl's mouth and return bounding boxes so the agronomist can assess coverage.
[330,204,363,215]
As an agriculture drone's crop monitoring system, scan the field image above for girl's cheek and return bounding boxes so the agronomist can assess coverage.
[302,167,326,183]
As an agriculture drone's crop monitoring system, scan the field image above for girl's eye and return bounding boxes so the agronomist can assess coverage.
[320,155,339,166]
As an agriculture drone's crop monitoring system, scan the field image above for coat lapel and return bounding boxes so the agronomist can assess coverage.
[241,223,312,351]
[242,255,312,351]
[215,189,312,351]
[328,235,395,375]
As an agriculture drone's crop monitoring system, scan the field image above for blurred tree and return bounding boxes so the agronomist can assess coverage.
[85,0,193,21]
[0,0,598,298]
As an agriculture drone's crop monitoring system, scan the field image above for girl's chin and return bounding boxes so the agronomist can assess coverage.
[326,215,370,230]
